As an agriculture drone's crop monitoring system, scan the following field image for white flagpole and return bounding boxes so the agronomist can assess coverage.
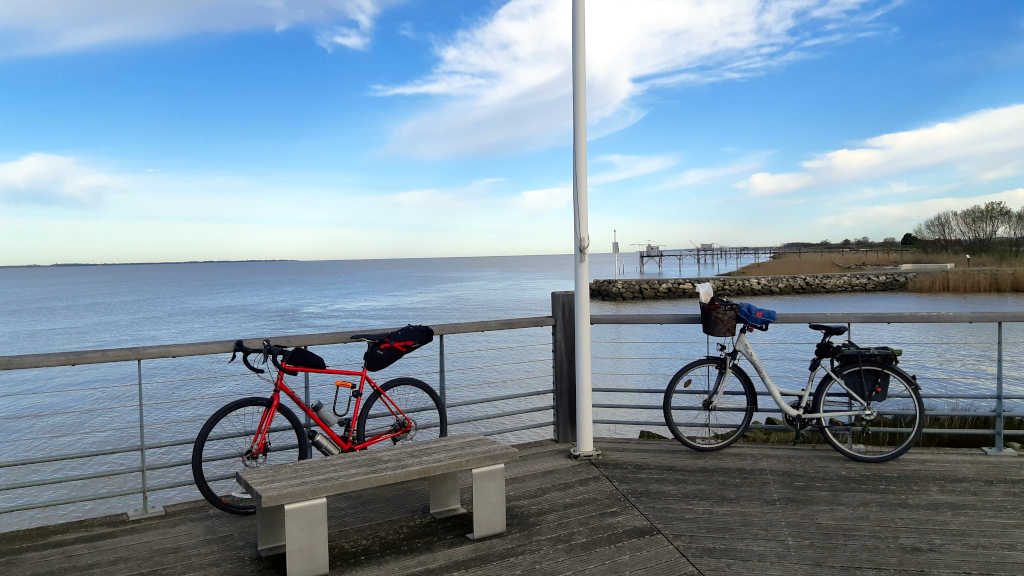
[571,0,597,458]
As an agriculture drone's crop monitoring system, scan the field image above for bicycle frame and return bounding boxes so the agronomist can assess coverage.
[250,362,411,456]
[711,329,871,420]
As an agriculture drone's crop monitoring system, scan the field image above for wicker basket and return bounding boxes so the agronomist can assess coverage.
[700,301,737,337]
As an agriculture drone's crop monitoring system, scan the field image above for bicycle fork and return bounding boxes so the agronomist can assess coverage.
[250,392,281,457]
[704,347,736,409]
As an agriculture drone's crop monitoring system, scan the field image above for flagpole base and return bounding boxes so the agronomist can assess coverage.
[569,446,601,460]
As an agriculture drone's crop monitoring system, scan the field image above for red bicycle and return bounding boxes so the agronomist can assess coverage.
[191,327,446,514]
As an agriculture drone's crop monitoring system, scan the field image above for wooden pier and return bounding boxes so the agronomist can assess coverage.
[637,246,912,274]
[2,439,1021,575]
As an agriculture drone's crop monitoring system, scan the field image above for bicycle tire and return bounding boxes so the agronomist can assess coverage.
[812,362,924,462]
[191,396,310,515]
[356,377,447,447]
[663,358,756,451]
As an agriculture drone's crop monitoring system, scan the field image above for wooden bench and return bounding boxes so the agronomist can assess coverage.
[236,435,518,576]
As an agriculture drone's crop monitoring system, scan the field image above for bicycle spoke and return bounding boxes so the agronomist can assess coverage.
[664,360,753,451]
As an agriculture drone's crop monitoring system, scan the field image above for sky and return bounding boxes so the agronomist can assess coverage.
[1,0,1023,265]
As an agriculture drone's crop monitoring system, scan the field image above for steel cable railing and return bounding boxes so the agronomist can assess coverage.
[1,311,1022,533]
[0,322,555,530]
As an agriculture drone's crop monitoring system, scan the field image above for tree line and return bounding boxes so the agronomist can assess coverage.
[909,201,1024,251]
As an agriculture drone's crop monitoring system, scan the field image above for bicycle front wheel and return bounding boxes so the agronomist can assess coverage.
[663,359,756,451]
[812,362,924,462]
[356,377,447,449]
[191,397,310,515]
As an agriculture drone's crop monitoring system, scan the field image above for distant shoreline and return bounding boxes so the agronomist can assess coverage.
[0,259,298,269]
[0,253,610,269]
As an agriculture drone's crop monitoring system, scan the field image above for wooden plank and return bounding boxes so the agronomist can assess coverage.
[4,439,1024,576]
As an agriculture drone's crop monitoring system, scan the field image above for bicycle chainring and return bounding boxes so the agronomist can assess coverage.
[783,400,811,430]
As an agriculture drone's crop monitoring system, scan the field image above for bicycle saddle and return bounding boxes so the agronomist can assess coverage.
[350,332,388,342]
[808,324,848,337]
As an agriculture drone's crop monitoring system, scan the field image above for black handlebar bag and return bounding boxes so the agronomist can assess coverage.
[284,347,327,370]
[363,325,434,372]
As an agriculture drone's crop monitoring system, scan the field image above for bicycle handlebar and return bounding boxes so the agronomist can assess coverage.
[230,339,296,375]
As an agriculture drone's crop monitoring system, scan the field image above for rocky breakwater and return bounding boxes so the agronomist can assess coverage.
[590,272,917,301]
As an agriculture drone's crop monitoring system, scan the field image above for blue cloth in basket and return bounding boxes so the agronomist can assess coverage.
[737,303,776,328]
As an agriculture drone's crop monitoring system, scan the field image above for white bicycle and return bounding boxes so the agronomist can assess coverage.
[662,300,925,462]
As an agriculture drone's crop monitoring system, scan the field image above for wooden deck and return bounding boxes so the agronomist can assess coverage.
[2,439,1022,575]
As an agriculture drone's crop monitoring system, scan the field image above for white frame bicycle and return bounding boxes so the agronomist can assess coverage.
[662,321,926,462]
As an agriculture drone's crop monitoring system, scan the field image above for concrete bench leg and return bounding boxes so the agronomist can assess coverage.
[257,504,285,557]
[257,499,329,576]
[429,471,467,518]
[468,464,506,540]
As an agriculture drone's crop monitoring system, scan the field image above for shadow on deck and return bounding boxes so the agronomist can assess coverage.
[2,439,1022,575]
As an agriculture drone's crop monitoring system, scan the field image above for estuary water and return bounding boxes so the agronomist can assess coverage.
[1,254,1022,531]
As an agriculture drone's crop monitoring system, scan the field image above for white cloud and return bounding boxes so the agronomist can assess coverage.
[398,22,416,40]
[817,188,1024,234]
[590,154,676,185]
[0,0,392,55]
[512,186,571,213]
[376,0,898,157]
[658,153,770,189]
[980,160,1023,182]
[0,153,582,263]
[742,104,1024,196]
[0,153,126,204]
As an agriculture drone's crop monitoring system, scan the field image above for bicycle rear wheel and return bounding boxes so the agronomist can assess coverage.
[191,397,310,514]
[663,359,756,451]
[812,363,924,462]
[356,377,447,449]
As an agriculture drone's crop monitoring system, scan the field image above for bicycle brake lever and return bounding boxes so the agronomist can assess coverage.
[229,351,237,363]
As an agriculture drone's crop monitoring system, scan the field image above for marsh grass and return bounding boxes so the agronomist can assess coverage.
[908,269,1024,293]
[726,251,1024,292]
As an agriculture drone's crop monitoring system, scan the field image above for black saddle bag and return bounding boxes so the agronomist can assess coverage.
[364,324,434,372]
[835,345,901,402]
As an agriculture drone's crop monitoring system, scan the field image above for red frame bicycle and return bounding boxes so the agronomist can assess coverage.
[191,337,447,515]
[255,361,409,453]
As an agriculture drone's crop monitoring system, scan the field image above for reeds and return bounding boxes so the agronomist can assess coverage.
[728,251,1024,292]
[908,269,1024,293]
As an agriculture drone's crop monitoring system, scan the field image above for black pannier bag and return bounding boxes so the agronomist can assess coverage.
[700,297,738,338]
[363,324,434,372]
[285,347,327,370]
[835,345,901,402]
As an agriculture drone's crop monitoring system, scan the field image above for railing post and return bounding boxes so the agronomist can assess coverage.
[985,322,1015,455]
[129,360,164,519]
[552,291,576,443]
[438,334,447,409]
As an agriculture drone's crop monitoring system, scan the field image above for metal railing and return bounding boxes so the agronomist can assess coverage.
[0,317,555,525]
[1,302,1021,531]
[586,311,1024,452]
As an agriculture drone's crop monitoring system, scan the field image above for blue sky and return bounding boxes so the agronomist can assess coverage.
[1,0,1023,265]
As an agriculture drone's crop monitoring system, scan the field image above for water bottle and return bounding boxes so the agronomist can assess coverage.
[310,401,339,428]
[308,430,341,456]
